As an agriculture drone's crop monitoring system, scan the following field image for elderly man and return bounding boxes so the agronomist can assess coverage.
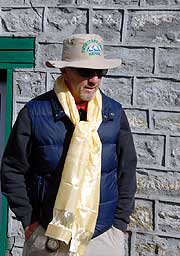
[1,34,137,256]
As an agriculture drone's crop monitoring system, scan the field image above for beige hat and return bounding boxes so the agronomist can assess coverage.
[46,34,121,70]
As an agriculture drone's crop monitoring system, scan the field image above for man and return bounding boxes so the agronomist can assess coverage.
[1,34,137,256]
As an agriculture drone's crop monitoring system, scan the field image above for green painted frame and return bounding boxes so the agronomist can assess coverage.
[0,37,35,256]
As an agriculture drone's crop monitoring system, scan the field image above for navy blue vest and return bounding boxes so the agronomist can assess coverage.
[26,90,122,237]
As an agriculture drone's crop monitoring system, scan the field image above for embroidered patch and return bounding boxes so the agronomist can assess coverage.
[81,39,103,56]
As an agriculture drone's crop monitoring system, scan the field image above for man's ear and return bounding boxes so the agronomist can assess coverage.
[61,68,69,82]
[60,68,65,74]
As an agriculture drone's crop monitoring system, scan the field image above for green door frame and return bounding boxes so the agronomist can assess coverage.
[0,37,35,256]
[0,69,12,255]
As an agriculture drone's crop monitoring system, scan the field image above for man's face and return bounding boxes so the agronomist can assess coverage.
[62,67,107,103]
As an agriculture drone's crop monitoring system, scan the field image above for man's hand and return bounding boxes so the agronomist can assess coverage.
[24,222,39,240]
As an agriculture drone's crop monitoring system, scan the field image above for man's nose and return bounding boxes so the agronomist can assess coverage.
[88,72,100,84]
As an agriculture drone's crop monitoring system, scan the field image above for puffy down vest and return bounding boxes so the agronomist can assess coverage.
[26,90,122,237]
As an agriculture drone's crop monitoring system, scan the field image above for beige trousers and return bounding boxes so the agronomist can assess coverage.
[22,225,125,256]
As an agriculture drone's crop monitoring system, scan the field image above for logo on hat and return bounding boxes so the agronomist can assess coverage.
[46,34,121,69]
[81,39,103,56]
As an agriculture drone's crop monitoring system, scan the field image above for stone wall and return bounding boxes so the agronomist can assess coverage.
[0,0,180,255]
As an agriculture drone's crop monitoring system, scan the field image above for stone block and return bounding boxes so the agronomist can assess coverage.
[136,78,180,107]
[104,46,154,75]
[143,0,180,5]
[11,247,23,256]
[125,109,148,129]
[170,137,180,168]
[137,169,180,197]
[81,0,138,5]
[27,0,76,5]
[142,0,169,4]
[152,111,180,133]
[158,48,180,75]
[8,210,22,237]
[127,11,180,45]
[92,10,122,43]
[133,134,164,166]
[78,0,89,4]
[129,199,153,231]
[14,232,25,247]
[46,8,87,37]
[36,43,63,68]
[48,73,61,90]
[158,202,180,233]
[0,0,23,6]
[14,71,46,98]
[1,8,43,33]
[101,77,133,105]
[135,233,180,255]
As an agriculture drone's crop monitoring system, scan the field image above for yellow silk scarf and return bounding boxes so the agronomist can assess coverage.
[45,76,102,256]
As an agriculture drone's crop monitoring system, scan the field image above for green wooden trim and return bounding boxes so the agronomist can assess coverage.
[0,69,13,254]
[0,63,34,69]
[0,51,34,63]
[0,36,35,256]
[0,196,8,253]
[0,37,35,50]
[5,69,13,144]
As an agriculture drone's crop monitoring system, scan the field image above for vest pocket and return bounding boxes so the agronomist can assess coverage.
[28,175,46,210]
[36,175,47,203]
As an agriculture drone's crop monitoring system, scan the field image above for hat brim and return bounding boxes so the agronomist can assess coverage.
[46,59,121,69]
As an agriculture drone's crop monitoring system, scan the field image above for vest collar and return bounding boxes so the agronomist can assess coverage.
[101,90,115,121]
[50,89,115,122]
[50,90,66,121]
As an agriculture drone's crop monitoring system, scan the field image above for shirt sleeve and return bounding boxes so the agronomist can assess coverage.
[113,108,137,231]
[0,107,32,229]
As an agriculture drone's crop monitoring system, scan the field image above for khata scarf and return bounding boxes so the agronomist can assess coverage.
[45,76,102,256]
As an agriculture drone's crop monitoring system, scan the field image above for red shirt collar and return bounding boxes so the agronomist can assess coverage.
[76,101,88,112]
